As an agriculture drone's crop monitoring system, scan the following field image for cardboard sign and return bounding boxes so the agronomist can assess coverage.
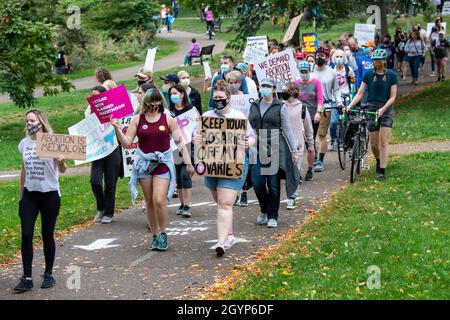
[254,49,300,92]
[283,14,302,44]
[246,36,269,54]
[203,61,212,79]
[88,85,134,124]
[427,22,447,36]
[68,113,119,165]
[144,47,158,71]
[195,117,246,178]
[119,115,138,177]
[229,93,259,117]
[243,46,267,64]
[354,23,376,45]
[170,108,200,151]
[302,33,319,53]
[36,133,86,160]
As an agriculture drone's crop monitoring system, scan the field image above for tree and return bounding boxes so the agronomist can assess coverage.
[0,2,74,108]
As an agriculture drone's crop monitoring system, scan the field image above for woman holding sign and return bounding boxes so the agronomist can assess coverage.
[194,80,256,257]
[111,89,194,251]
[14,109,67,292]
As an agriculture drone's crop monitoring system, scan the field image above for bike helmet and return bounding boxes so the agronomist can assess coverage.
[298,61,310,71]
[372,48,388,60]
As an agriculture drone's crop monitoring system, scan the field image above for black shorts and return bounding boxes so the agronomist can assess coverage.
[367,105,394,132]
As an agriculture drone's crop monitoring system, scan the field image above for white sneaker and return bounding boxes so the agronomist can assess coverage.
[286,198,296,210]
[94,211,104,223]
[101,215,113,224]
[224,234,236,249]
[267,219,278,228]
[429,72,435,77]
[256,212,268,225]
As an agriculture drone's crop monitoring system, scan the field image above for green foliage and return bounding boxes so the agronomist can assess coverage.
[0,2,74,108]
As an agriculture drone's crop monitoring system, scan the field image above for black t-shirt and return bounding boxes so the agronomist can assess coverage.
[55,50,66,67]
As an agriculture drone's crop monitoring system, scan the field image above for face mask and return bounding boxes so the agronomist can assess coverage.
[300,73,310,81]
[27,123,42,135]
[335,58,344,66]
[384,40,390,45]
[170,94,181,105]
[259,88,273,98]
[280,92,291,100]
[137,80,146,86]
[316,58,326,66]
[213,98,228,110]
[180,78,190,88]
[228,83,240,94]
[220,64,230,74]
[147,103,161,113]
[374,61,385,72]
[363,48,370,55]
[309,62,315,71]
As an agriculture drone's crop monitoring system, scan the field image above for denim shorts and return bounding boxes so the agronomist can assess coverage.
[138,169,170,180]
[204,160,249,191]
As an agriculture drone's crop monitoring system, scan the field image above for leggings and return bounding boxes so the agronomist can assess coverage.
[19,188,60,277]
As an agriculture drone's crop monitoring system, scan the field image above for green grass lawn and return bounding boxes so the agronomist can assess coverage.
[0,175,142,263]
[66,38,179,80]
[221,152,449,300]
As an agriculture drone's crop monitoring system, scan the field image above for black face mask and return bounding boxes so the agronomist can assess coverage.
[384,40,390,45]
[316,58,326,66]
[280,92,291,100]
[137,80,147,86]
[213,99,228,110]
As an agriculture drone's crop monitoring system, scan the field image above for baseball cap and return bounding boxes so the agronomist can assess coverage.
[236,63,249,71]
[135,68,153,79]
[362,40,376,48]
[160,73,180,84]
[260,78,276,87]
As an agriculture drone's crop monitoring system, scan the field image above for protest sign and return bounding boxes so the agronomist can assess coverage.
[36,133,86,160]
[203,61,212,79]
[246,36,269,54]
[254,49,300,92]
[229,93,259,117]
[427,22,447,36]
[283,14,303,45]
[144,47,157,71]
[302,33,319,53]
[354,23,376,44]
[68,113,118,165]
[119,115,139,177]
[170,108,199,151]
[87,84,134,124]
[443,2,450,16]
[243,46,267,64]
[195,117,247,179]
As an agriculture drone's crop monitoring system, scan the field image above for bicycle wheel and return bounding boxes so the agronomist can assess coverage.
[356,131,364,174]
[337,122,346,170]
[350,135,360,183]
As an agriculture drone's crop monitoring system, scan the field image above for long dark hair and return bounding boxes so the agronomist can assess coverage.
[168,85,190,111]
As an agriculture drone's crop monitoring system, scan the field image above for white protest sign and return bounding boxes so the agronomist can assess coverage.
[246,36,269,54]
[427,22,447,36]
[68,113,119,165]
[254,49,300,92]
[144,47,158,71]
[170,108,199,151]
[354,23,376,44]
[119,115,138,178]
[243,46,266,64]
[443,2,450,16]
[203,61,212,79]
[229,93,259,117]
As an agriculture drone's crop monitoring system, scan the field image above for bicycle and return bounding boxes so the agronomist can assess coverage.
[323,105,348,171]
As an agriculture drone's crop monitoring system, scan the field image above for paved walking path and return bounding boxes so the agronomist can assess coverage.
[0,30,226,104]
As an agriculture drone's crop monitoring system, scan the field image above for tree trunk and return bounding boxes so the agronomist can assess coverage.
[196,5,204,22]
[379,0,388,37]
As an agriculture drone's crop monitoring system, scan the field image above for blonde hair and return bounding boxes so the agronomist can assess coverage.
[25,109,53,136]
[225,70,242,83]
[213,80,231,97]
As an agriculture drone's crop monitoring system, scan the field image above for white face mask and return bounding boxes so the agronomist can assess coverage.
[300,73,310,81]
[180,78,190,88]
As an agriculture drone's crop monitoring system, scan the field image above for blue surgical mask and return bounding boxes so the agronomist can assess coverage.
[363,48,370,55]
[220,64,230,74]
[170,94,181,105]
[259,88,273,97]
[335,58,344,66]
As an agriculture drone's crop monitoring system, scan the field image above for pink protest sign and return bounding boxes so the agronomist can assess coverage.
[87,85,134,124]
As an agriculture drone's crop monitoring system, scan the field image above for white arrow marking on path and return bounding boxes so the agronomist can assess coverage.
[74,238,120,251]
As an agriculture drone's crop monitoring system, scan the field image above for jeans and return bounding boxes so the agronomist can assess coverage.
[329,102,338,141]
[90,146,121,217]
[251,160,281,220]
[430,53,436,72]
[184,55,192,65]
[408,55,421,80]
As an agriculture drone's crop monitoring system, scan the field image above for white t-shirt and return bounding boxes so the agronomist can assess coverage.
[19,137,60,195]
[335,66,354,96]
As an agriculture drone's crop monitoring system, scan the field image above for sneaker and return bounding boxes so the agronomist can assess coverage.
[176,204,184,215]
[414,81,418,85]
[149,234,159,250]
[101,215,113,224]
[429,72,435,77]
[182,206,192,218]
[305,169,314,181]
[378,173,385,181]
[215,242,225,257]
[437,76,442,82]
[157,232,168,251]
[233,195,240,206]
[224,234,236,249]
[314,160,324,172]
[40,272,55,289]
[328,140,336,151]
[173,190,178,198]
[256,212,268,225]
[376,162,380,174]
[286,198,296,210]
[94,211,104,223]
[14,276,33,292]
[239,192,248,207]
[267,218,278,228]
